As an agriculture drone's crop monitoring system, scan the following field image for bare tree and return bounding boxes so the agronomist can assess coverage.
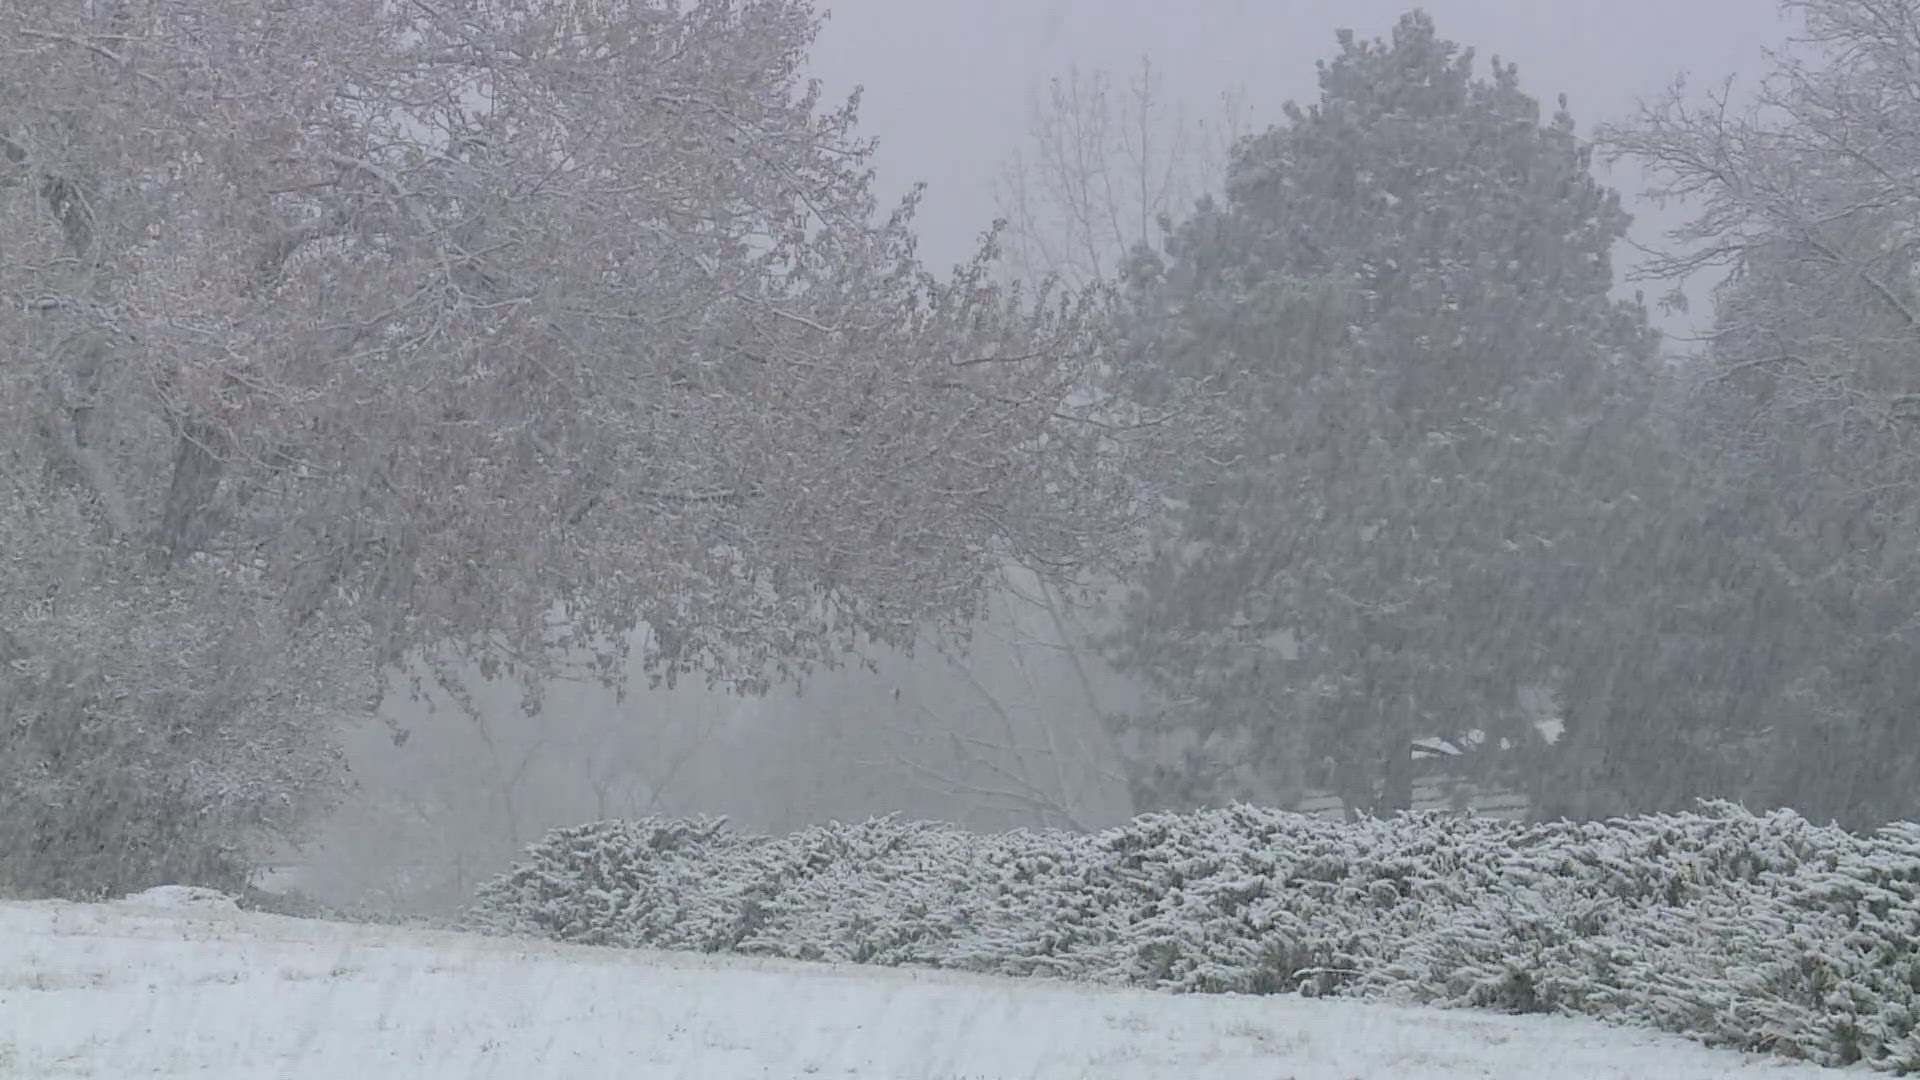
[993,57,1252,287]
[1598,0,1920,827]
[872,565,1134,832]
[940,59,1257,829]
[1604,0,1920,421]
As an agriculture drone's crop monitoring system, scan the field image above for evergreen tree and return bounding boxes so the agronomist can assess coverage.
[1108,12,1659,816]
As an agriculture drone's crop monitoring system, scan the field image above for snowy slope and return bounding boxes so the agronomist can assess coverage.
[0,896,1865,1079]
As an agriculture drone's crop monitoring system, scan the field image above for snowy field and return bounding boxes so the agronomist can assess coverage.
[0,891,1866,1079]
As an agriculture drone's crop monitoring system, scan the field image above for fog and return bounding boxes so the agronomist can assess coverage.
[307,567,1137,913]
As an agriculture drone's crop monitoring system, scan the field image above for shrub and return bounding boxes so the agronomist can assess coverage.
[470,801,1920,1073]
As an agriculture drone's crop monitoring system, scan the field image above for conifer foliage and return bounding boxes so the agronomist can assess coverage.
[1106,13,1659,815]
[473,803,1920,1072]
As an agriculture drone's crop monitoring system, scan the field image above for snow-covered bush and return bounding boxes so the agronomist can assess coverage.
[469,802,1920,1073]
[0,489,358,901]
[467,817,771,949]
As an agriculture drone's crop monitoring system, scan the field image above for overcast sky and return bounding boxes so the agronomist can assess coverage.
[807,0,1794,344]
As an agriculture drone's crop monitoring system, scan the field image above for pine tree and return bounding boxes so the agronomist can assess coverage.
[1109,12,1659,816]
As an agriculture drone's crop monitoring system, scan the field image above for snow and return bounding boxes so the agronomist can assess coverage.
[0,896,1864,1078]
[118,885,242,910]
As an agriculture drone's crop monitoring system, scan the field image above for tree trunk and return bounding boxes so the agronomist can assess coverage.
[1378,696,1414,815]
[1333,752,1374,822]
[1540,651,1625,821]
[1274,690,1312,812]
[153,420,226,566]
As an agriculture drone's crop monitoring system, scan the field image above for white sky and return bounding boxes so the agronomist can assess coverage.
[808,0,1796,343]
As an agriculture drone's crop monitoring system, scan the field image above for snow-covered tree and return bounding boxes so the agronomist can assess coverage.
[1107,12,1659,817]
[0,0,1173,894]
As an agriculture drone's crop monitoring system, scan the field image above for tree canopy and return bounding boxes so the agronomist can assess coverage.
[0,0,1171,691]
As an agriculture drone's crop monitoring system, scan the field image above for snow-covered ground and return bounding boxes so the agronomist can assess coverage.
[0,893,1864,1079]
